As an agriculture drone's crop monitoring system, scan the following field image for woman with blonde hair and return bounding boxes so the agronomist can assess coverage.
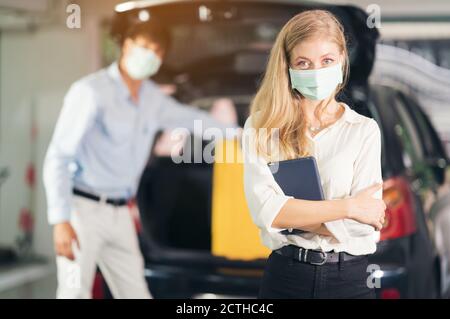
[242,9,386,298]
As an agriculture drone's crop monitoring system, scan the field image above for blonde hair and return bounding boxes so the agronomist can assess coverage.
[249,10,350,161]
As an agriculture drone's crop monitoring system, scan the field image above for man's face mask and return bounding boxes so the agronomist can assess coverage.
[124,44,162,80]
[289,62,343,100]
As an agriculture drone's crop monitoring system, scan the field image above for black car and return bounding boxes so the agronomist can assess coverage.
[107,0,450,299]
[367,83,450,298]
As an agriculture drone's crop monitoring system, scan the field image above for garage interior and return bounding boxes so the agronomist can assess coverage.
[1,0,450,299]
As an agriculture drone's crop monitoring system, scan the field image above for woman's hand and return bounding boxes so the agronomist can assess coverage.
[346,183,386,231]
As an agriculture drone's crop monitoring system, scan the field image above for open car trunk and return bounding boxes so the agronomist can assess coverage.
[113,0,379,267]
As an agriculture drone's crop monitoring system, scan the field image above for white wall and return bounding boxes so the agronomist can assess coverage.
[0,0,118,258]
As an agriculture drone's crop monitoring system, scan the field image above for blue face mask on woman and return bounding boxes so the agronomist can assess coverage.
[289,62,343,100]
[124,44,162,80]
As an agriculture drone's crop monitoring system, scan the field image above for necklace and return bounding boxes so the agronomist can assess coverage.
[308,125,322,133]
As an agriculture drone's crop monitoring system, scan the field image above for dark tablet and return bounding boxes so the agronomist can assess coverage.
[268,156,324,235]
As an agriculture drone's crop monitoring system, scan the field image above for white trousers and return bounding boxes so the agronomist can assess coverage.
[56,195,152,299]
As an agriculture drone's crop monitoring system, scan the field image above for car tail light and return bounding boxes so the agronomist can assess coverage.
[92,272,105,299]
[380,177,417,241]
[380,288,401,299]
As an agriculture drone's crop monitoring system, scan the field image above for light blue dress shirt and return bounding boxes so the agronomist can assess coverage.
[44,62,235,225]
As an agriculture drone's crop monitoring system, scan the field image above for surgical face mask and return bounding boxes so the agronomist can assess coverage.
[124,44,162,80]
[288,62,343,100]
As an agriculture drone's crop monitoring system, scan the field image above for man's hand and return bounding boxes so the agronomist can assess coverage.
[53,222,79,260]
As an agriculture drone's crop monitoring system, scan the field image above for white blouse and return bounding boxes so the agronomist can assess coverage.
[242,102,383,256]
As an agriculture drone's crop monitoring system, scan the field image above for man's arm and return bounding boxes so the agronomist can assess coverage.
[156,93,240,139]
[43,82,98,225]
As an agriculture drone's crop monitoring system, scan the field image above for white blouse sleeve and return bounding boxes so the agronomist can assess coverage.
[242,116,293,234]
[325,119,383,241]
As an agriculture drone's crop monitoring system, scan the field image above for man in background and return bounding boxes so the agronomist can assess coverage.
[43,22,238,298]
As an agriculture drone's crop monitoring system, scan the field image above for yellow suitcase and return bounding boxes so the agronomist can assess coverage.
[211,138,270,260]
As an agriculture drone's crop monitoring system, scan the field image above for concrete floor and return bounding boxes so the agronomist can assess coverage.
[0,261,56,299]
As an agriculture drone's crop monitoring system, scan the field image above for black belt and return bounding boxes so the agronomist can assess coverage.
[274,245,366,266]
[73,188,129,207]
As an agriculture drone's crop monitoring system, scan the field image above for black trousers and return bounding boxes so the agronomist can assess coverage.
[258,251,376,299]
